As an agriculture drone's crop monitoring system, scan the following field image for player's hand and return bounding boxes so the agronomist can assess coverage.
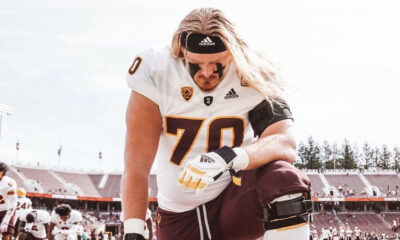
[124,233,145,240]
[0,222,8,233]
[178,146,249,192]
[178,147,235,192]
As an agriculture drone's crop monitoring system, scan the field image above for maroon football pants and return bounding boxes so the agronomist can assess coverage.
[156,160,311,240]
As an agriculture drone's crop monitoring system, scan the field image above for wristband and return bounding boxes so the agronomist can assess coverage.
[124,233,145,240]
[124,218,145,236]
[232,147,250,170]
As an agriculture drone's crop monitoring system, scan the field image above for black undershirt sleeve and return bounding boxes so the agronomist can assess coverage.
[248,99,293,138]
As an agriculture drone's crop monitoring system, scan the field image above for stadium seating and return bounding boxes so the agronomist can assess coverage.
[96,174,122,198]
[16,167,64,193]
[56,170,102,197]
[312,213,341,234]
[307,174,326,197]
[364,174,400,197]
[337,213,391,234]
[324,174,367,197]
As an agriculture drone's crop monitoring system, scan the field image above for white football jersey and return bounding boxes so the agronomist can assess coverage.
[16,197,32,218]
[0,176,17,211]
[51,210,82,231]
[19,209,51,238]
[126,47,267,212]
[321,229,329,238]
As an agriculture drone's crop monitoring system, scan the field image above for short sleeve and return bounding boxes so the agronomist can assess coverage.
[125,50,160,104]
[248,99,293,137]
[38,211,51,224]
[7,178,17,192]
[50,211,58,224]
[72,211,82,223]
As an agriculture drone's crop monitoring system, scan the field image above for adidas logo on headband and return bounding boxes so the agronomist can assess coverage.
[199,37,215,46]
[181,32,227,54]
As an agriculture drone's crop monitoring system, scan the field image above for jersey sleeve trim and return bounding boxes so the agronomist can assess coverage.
[249,99,294,137]
[125,52,160,105]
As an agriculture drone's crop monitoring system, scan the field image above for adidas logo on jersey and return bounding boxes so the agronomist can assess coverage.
[199,37,215,46]
[224,88,239,99]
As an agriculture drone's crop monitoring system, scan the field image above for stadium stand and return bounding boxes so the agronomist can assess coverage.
[383,212,400,228]
[96,174,121,198]
[89,174,104,188]
[7,168,30,190]
[338,213,391,234]
[324,173,367,197]
[56,170,102,197]
[17,167,64,193]
[312,213,341,234]
[365,174,400,197]
[307,173,326,197]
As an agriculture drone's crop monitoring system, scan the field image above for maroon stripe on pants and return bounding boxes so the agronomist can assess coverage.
[156,200,220,240]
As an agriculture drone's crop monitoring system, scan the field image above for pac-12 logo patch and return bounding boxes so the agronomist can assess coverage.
[204,96,213,106]
[181,86,194,101]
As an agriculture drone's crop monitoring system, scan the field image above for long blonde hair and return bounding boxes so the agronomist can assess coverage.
[171,8,285,104]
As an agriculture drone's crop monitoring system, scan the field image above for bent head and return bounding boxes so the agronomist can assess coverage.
[26,212,36,223]
[55,203,72,221]
[171,8,238,91]
[171,7,285,101]
[0,162,8,179]
[17,188,26,198]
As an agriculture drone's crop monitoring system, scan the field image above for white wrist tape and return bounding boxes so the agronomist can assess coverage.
[124,218,145,236]
[232,147,250,170]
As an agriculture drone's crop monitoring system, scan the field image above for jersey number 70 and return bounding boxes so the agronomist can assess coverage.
[165,116,244,165]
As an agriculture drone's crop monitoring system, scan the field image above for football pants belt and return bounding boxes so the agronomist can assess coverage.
[263,194,313,231]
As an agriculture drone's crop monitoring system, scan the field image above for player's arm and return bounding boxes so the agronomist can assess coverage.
[67,213,83,235]
[242,118,296,169]
[44,223,50,236]
[1,185,17,232]
[48,222,55,240]
[179,99,296,191]
[121,91,162,239]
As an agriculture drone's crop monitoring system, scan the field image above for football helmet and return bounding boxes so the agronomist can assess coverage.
[17,187,26,198]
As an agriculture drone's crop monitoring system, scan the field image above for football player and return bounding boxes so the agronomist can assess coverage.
[13,187,32,238]
[16,188,32,212]
[48,204,82,240]
[0,162,17,240]
[17,209,51,240]
[122,7,312,240]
